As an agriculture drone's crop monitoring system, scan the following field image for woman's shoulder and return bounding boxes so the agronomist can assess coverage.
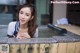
[7,21,17,36]
[8,21,16,26]
[8,21,17,30]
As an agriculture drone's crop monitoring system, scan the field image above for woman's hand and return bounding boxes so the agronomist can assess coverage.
[16,32,31,39]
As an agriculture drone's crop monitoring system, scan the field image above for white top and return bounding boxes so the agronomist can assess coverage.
[7,21,38,38]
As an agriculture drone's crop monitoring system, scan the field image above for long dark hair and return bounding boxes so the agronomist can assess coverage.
[17,4,37,38]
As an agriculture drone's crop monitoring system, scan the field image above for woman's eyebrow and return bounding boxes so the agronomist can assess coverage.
[20,10,31,15]
[25,12,31,15]
[19,11,23,13]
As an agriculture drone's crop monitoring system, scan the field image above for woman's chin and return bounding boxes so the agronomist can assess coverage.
[20,22,26,25]
[19,20,29,25]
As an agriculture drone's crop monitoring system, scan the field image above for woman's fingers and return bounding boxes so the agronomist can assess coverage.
[16,33,31,39]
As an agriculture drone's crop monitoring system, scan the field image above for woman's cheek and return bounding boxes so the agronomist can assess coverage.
[19,14,22,20]
[26,16,31,22]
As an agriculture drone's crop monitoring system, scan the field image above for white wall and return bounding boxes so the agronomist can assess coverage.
[52,0,67,24]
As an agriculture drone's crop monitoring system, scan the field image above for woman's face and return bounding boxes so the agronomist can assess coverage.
[19,7,32,25]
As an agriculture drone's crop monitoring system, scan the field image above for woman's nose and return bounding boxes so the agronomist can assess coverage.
[21,15,25,19]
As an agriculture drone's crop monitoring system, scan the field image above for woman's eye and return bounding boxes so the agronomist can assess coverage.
[26,14,29,16]
[20,11,23,14]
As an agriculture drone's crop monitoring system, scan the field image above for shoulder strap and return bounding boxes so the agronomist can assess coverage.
[13,21,20,37]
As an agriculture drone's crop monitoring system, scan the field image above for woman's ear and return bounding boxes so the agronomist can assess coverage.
[30,16,34,20]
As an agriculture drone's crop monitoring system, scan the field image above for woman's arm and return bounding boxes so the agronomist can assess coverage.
[33,28,38,38]
[7,22,16,38]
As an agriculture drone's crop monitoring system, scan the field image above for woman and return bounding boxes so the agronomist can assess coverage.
[7,4,38,39]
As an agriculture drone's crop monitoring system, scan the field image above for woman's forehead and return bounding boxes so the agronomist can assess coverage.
[20,7,31,14]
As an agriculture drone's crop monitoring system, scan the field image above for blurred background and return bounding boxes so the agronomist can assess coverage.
[0,0,52,25]
[0,0,80,26]
[0,0,80,37]
[0,0,52,37]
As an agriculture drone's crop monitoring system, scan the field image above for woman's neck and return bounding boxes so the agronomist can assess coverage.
[20,24,28,29]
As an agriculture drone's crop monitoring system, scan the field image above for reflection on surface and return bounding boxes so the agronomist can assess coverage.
[38,26,65,38]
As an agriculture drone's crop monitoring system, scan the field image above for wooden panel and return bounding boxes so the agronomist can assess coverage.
[39,44,46,53]
[67,42,76,53]
[20,44,26,53]
[49,43,58,53]
[58,43,67,53]
[32,44,38,53]
[75,42,80,53]
[9,44,19,53]
[4,42,80,53]
[45,44,50,53]
[25,44,29,53]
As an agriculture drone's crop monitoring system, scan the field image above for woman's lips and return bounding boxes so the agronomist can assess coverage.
[20,20,25,23]
[21,19,25,21]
